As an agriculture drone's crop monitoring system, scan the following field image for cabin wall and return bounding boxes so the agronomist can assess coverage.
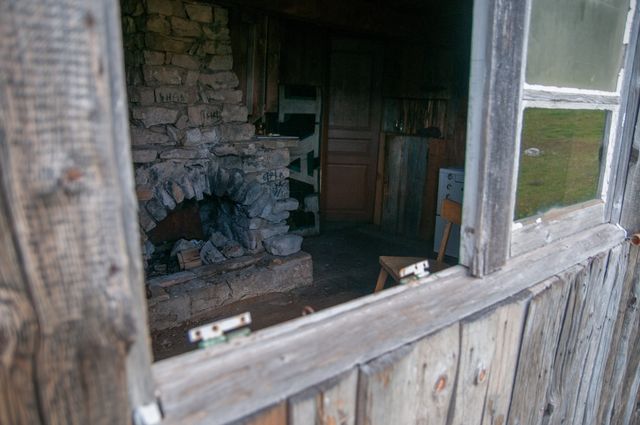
[155,238,640,425]
[239,245,640,425]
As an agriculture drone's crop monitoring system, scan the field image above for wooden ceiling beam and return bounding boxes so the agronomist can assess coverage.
[214,0,433,39]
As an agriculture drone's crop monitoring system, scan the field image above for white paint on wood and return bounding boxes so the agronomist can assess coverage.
[511,201,604,257]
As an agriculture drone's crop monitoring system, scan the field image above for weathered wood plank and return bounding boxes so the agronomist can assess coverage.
[381,136,403,233]
[449,297,527,425]
[106,0,157,410]
[522,87,620,106]
[0,176,40,425]
[233,402,287,425]
[356,324,459,425]
[461,0,529,275]
[608,5,640,224]
[479,297,528,425]
[155,224,624,425]
[449,315,495,425]
[357,345,418,425]
[0,0,154,423]
[507,269,576,425]
[511,201,604,258]
[403,137,428,237]
[288,369,358,425]
[597,245,640,425]
[546,253,612,425]
[583,245,628,424]
[373,134,386,226]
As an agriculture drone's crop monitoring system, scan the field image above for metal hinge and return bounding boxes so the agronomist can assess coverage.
[399,259,431,279]
[188,312,252,348]
[133,398,163,425]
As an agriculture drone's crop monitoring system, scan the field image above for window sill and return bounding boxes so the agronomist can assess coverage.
[511,199,604,257]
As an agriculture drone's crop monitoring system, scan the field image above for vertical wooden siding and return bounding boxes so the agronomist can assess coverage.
[242,243,639,425]
[0,0,155,423]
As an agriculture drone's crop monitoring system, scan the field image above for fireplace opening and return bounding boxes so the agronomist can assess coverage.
[145,194,260,277]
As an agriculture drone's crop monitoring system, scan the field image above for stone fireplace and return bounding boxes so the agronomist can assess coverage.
[122,0,303,270]
[136,141,301,275]
[121,0,312,328]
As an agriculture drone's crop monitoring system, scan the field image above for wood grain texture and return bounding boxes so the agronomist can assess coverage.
[381,136,403,232]
[357,324,459,425]
[479,298,528,425]
[597,246,640,425]
[507,271,575,425]
[522,88,620,106]
[582,245,628,424]
[0,0,153,423]
[449,298,527,425]
[107,0,157,410]
[155,224,624,425]
[289,369,358,425]
[511,201,604,258]
[546,253,611,425]
[462,0,528,276]
[233,402,287,425]
[608,6,640,224]
[620,91,640,231]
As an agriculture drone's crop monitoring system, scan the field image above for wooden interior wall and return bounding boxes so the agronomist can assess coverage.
[231,242,640,425]
[230,10,281,122]
[227,2,470,236]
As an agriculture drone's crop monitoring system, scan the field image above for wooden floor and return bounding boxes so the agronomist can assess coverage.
[152,222,442,360]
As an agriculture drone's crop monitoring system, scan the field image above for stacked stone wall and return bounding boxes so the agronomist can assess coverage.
[121,0,299,269]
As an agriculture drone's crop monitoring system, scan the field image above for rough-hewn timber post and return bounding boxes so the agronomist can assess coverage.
[0,0,156,424]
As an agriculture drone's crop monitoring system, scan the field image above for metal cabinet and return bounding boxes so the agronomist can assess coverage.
[434,167,464,258]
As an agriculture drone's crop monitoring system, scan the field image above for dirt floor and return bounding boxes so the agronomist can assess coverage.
[151,222,440,361]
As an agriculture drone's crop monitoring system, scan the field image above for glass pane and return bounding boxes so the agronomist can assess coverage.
[526,0,630,91]
[515,108,607,220]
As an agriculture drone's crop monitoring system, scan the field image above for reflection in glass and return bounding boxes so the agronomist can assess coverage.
[515,108,607,220]
[526,0,630,91]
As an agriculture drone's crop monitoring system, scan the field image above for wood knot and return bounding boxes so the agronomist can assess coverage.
[84,12,95,28]
[434,375,447,392]
[64,167,83,182]
[475,367,487,385]
[60,167,87,195]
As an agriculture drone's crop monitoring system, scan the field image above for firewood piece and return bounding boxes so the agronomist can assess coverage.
[177,248,202,270]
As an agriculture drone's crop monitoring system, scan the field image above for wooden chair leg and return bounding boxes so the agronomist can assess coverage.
[374,268,389,293]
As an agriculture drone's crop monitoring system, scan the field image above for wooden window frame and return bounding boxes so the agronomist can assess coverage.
[461,0,640,276]
[150,2,640,420]
[3,0,640,423]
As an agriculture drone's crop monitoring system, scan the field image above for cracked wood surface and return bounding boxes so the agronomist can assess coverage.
[227,242,637,425]
[155,223,631,425]
[0,0,154,423]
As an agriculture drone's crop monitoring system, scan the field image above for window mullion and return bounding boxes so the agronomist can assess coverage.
[461,0,530,276]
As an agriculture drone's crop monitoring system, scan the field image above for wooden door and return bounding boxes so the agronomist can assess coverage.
[323,38,382,221]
